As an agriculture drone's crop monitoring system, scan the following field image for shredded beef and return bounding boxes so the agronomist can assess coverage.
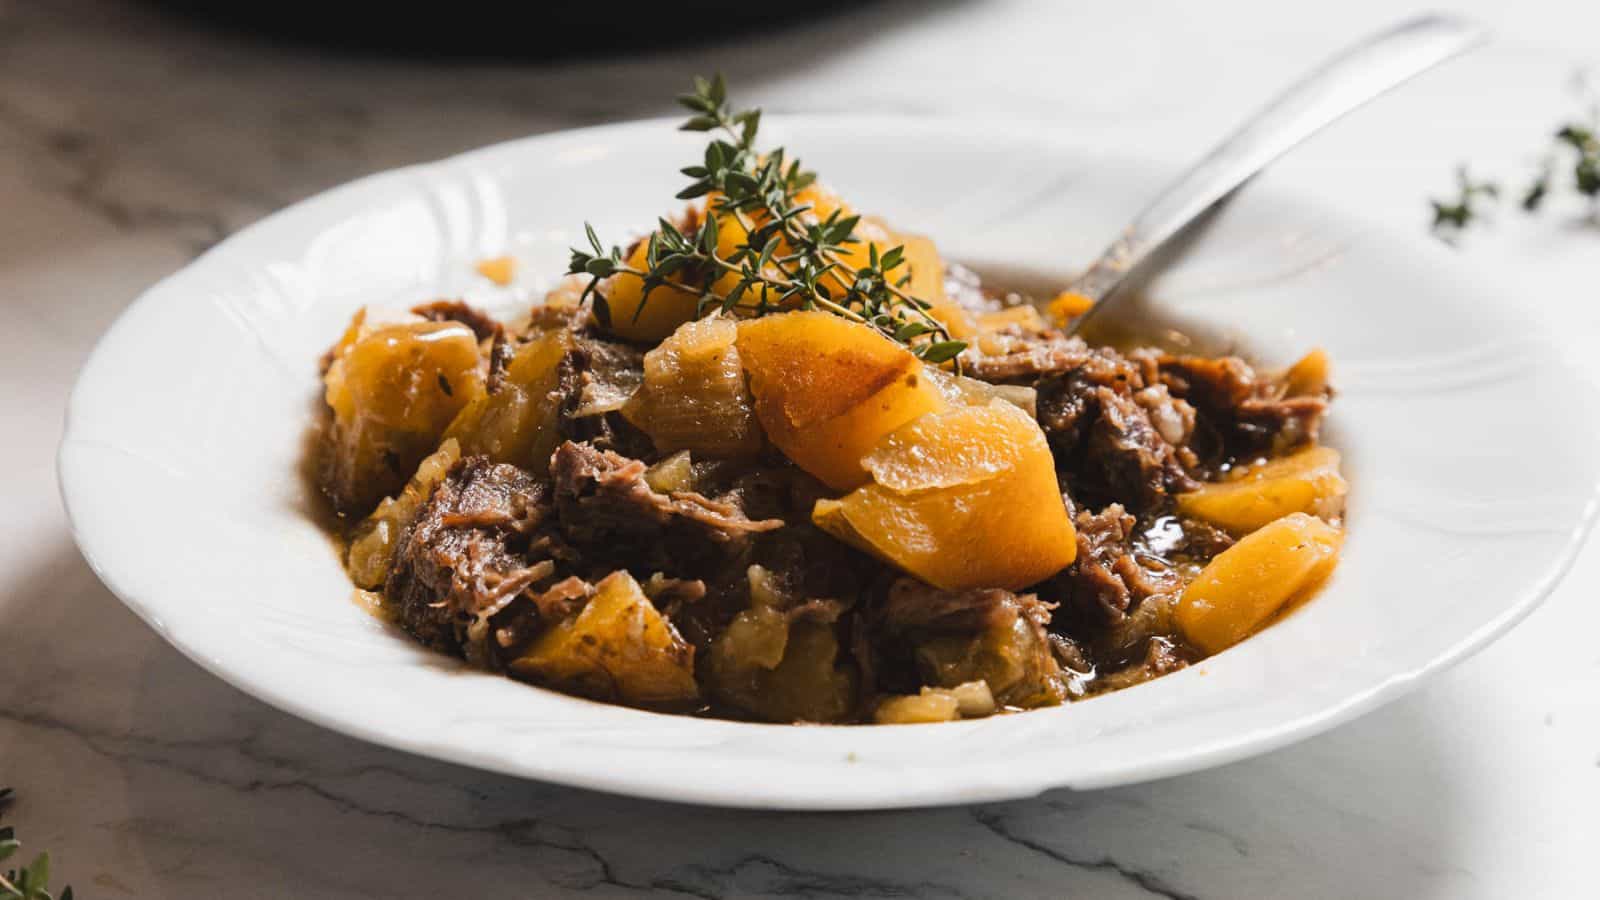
[411,299,501,341]
[386,457,560,660]
[1044,504,1182,630]
[965,331,1095,383]
[1089,637,1193,693]
[876,578,1066,705]
[522,302,590,335]
[556,338,654,459]
[1157,354,1329,461]
[972,331,1328,505]
[550,441,783,576]
[880,582,1028,632]
[1033,348,1198,511]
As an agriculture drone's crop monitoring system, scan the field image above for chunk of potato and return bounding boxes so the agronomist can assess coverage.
[976,305,1047,334]
[873,680,1000,724]
[346,438,461,589]
[1284,347,1331,397]
[1177,512,1343,654]
[509,571,699,707]
[321,313,483,515]
[894,233,948,306]
[708,617,857,723]
[1177,446,1347,535]
[1046,291,1095,325]
[706,187,904,305]
[874,691,960,724]
[594,234,705,343]
[599,197,775,341]
[812,400,1077,591]
[622,317,762,457]
[444,330,572,474]
[926,367,1038,419]
[946,679,998,717]
[737,311,947,489]
[596,184,948,344]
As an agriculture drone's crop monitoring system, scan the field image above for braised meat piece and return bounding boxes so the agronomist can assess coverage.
[970,330,1331,506]
[880,583,1023,632]
[386,457,564,660]
[1157,354,1329,460]
[549,441,784,577]
[1032,345,1198,511]
[556,337,654,459]
[1042,504,1181,628]
[964,330,1095,384]
[411,299,501,341]
[875,579,1069,707]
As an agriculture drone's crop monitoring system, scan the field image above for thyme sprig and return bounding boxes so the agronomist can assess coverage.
[0,789,73,900]
[1523,121,1600,216]
[569,75,966,365]
[1429,166,1500,237]
[1432,75,1600,238]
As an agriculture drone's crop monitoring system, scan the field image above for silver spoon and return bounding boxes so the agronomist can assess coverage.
[1065,14,1487,338]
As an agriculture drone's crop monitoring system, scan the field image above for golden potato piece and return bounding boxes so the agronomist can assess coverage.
[1177,446,1347,535]
[1046,291,1095,325]
[596,236,705,343]
[812,400,1077,591]
[737,311,947,489]
[708,618,857,723]
[1284,347,1331,397]
[623,317,762,457]
[874,691,960,724]
[895,233,948,306]
[599,196,766,341]
[976,305,1047,334]
[444,330,572,474]
[873,681,999,723]
[1177,512,1343,654]
[475,255,516,286]
[859,400,1021,492]
[321,314,483,515]
[510,571,699,707]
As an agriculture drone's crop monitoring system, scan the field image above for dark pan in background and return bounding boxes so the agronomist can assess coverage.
[145,1,872,58]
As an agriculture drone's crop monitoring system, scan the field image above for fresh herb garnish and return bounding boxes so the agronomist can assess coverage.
[1429,166,1500,238]
[569,74,966,365]
[0,789,73,900]
[1432,75,1600,238]
[1523,121,1600,216]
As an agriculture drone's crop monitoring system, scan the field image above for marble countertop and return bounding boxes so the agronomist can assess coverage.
[2,0,1596,897]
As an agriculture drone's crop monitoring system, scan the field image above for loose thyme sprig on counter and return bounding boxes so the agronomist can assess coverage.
[1429,166,1500,236]
[1431,76,1600,239]
[1523,120,1600,216]
[568,75,967,365]
[0,789,73,900]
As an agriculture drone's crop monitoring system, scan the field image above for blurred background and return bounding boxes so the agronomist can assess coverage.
[3,1,1597,898]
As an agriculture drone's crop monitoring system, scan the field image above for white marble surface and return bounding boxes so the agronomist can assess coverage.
[2,0,1597,896]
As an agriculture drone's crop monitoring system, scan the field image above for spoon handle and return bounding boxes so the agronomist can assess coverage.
[1066,14,1487,327]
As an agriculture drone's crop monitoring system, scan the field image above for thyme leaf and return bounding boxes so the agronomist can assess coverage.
[0,789,74,900]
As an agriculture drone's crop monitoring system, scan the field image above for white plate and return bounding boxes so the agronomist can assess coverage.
[59,117,1600,810]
